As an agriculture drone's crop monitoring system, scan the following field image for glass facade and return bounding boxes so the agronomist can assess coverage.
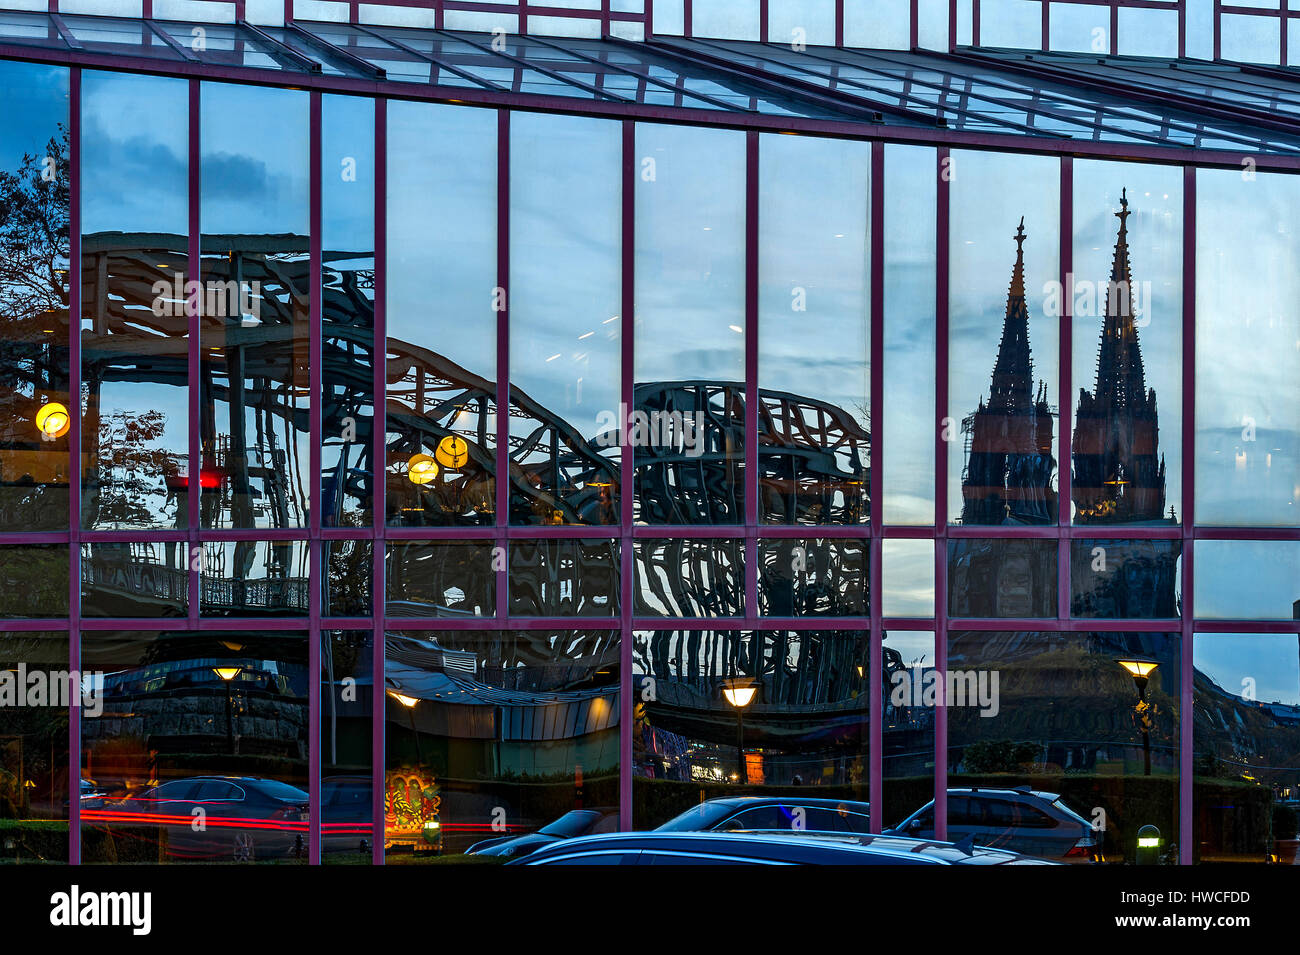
[0,1,1297,872]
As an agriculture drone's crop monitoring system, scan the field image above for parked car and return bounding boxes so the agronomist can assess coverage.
[888,787,1097,861]
[656,797,871,835]
[467,808,619,859]
[82,775,310,862]
[509,830,1060,865]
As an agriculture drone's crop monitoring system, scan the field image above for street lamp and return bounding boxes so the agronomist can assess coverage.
[722,678,756,785]
[35,401,70,439]
[1119,657,1159,776]
[389,690,423,765]
[213,666,241,755]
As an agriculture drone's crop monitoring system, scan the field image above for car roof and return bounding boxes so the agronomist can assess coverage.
[700,796,871,810]
[946,787,1061,802]
[516,830,1051,865]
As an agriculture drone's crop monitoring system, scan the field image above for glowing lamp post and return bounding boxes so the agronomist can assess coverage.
[1119,657,1159,776]
[35,401,70,440]
[722,678,757,785]
[213,666,242,755]
[389,690,423,764]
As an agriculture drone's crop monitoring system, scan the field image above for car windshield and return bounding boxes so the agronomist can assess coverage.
[538,810,600,837]
[655,802,743,832]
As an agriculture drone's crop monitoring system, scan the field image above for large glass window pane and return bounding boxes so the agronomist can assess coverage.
[323,539,372,617]
[633,628,869,827]
[634,538,745,617]
[1194,632,1300,863]
[508,539,619,616]
[1193,540,1300,619]
[1070,539,1181,619]
[199,540,310,617]
[634,124,745,525]
[882,539,934,617]
[758,134,869,526]
[0,630,69,863]
[80,630,309,863]
[81,541,187,618]
[756,538,867,617]
[883,629,935,829]
[199,83,310,530]
[1072,164,1182,527]
[0,61,70,531]
[0,544,68,617]
[883,145,937,525]
[508,113,620,526]
[948,630,1179,863]
[385,541,495,617]
[386,103,497,527]
[384,630,618,861]
[950,151,1059,528]
[321,629,373,863]
[81,70,189,531]
[1195,169,1300,526]
[321,94,375,528]
[948,538,1057,618]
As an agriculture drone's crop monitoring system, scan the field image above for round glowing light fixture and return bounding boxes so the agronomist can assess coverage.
[435,435,470,470]
[212,666,242,682]
[721,678,757,709]
[407,453,438,486]
[35,401,70,439]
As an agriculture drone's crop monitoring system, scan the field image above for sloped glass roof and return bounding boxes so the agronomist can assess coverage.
[3,9,1300,152]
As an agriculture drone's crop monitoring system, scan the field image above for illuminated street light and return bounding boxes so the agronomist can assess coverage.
[212,667,242,755]
[722,677,756,785]
[35,401,70,439]
[1119,658,1159,776]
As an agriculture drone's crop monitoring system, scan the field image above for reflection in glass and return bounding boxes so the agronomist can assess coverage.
[634,539,744,617]
[758,134,869,525]
[1070,539,1181,619]
[882,630,935,826]
[81,70,189,531]
[322,94,375,528]
[322,630,373,863]
[323,539,372,617]
[0,545,68,617]
[509,113,620,526]
[1195,169,1300,526]
[385,541,494,617]
[757,538,867,617]
[1072,166,1181,526]
[80,630,309,863]
[384,630,618,861]
[882,539,934,617]
[81,541,186,618]
[0,61,70,531]
[199,540,310,616]
[950,151,1059,526]
[199,83,310,530]
[508,539,618,616]
[882,145,938,524]
[1194,633,1300,863]
[948,538,1057,618]
[634,124,745,524]
[0,631,69,862]
[1193,540,1300,619]
[633,629,869,828]
[386,103,497,527]
[948,630,1178,863]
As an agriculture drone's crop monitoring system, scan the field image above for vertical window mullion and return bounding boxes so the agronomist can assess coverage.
[371,97,388,867]
[933,145,950,843]
[68,65,82,867]
[869,140,885,833]
[1180,165,1197,866]
[619,119,635,832]
[308,90,323,867]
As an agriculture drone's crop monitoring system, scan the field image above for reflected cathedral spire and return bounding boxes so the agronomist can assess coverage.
[1073,188,1171,524]
[959,218,1057,525]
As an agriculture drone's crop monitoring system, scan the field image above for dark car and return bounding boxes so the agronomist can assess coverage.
[467,808,619,859]
[321,774,373,856]
[83,775,310,862]
[510,830,1060,865]
[656,797,871,836]
[888,787,1097,861]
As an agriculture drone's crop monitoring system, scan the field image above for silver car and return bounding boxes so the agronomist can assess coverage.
[890,787,1097,861]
